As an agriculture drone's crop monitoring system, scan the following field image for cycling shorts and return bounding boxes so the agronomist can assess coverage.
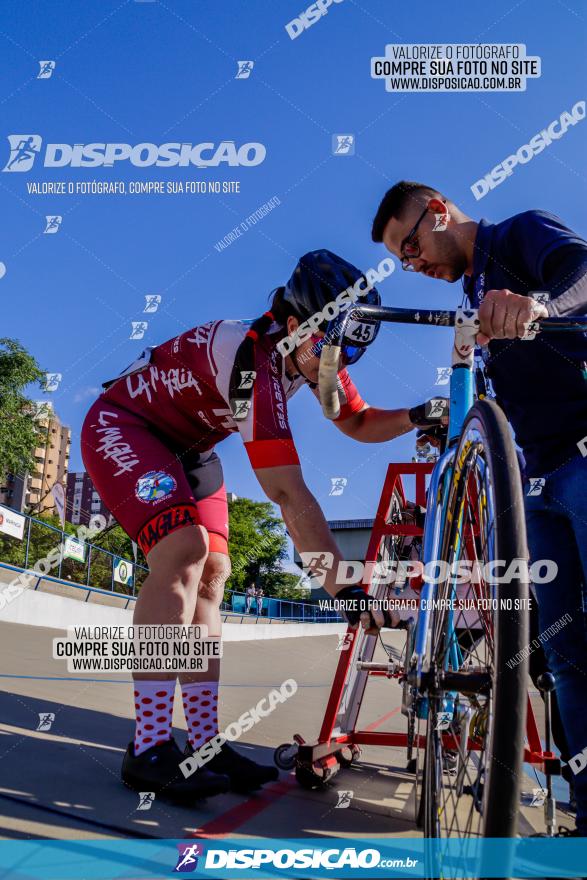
[81,399,229,557]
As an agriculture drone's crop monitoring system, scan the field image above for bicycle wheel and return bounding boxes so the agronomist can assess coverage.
[421,399,529,839]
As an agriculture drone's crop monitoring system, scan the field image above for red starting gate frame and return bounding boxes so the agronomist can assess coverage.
[294,462,558,784]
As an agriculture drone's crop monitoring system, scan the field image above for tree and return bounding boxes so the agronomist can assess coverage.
[0,338,45,479]
[89,522,148,592]
[0,512,146,593]
[266,571,311,601]
[227,497,292,597]
[0,511,67,568]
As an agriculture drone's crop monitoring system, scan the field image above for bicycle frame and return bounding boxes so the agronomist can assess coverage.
[318,303,587,679]
[414,307,478,684]
[312,302,587,767]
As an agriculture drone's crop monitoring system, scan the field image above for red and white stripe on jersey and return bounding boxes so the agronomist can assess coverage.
[101,320,367,471]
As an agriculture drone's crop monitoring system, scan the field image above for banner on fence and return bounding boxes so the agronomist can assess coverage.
[63,536,86,563]
[113,557,133,586]
[0,505,25,540]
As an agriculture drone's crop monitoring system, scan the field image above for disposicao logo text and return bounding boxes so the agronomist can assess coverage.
[3,136,266,171]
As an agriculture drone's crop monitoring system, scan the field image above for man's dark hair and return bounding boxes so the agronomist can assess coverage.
[371,181,441,242]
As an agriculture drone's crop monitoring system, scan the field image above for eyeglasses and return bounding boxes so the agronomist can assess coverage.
[400,206,429,271]
[309,334,365,366]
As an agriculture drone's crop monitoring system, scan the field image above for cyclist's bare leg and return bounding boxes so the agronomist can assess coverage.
[176,550,278,787]
[180,551,230,686]
[133,524,209,681]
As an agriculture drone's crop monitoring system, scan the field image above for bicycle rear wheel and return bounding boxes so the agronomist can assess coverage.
[421,399,529,839]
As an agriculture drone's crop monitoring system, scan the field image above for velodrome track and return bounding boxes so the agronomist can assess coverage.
[0,575,572,842]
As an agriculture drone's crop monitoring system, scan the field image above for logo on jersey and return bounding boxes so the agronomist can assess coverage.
[138,504,198,554]
[135,471,177,504]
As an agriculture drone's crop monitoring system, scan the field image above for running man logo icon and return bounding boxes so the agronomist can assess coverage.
[329,477,347,496]
[144,294,162,313]
[299,551,334,586]
[174,843,203,872]
[527,478,546,497]
[238,370,256,390]
[130,321,148,340]
[37,712,55,732]
[435,711,453,731]
[44,372,62,392]
[37,60,56,79]
[332,134,355,155]
[44,215,62,234]
[230,399,252,420]
[531,291,550,306]
[3,135,42,172]
[435,367,452,386]
[433,212,450,232]
[530,787,547,807]
[425,398,449,420]
[521,321,541,341]
[519,292,550,341]
[335,790,353,808]
[236,60,254,79]
[136,791,155,811]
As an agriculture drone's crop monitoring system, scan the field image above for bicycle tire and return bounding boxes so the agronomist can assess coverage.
[422,398,529,839]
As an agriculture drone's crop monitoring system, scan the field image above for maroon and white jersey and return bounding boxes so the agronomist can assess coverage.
[100,319,366,470]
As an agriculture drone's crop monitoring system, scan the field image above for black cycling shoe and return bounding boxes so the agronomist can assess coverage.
[184,741,279,793]
[122,738,230,803]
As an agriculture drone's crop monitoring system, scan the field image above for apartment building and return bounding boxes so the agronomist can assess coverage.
[66,471,112,526]
[0,402,71,515]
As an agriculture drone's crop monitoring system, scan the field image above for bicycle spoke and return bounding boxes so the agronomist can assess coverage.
[425,444,498,842]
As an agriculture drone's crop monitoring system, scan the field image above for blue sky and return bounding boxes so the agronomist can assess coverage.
[1,0,586,528]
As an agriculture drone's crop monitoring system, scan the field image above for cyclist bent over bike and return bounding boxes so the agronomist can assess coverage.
[81,250,443,802]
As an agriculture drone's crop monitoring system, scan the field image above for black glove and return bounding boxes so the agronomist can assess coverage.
[409,397,449,428]
[335,585,394,629]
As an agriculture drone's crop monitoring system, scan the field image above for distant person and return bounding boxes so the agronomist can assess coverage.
[255,586,264,616]
[245,583,256,614]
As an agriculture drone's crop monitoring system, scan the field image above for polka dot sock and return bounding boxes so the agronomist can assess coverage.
[181,681,219,752]
[133,679,176,756]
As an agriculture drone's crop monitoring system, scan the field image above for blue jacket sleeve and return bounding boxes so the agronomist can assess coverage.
[507,211,587,316]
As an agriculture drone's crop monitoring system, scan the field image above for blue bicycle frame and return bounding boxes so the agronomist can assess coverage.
[413,307,478,686]
[317,302,587,690]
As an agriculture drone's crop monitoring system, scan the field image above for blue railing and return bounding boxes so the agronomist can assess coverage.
[225,590,340,622]
[0,562,340,620]
[0,512,148,596]
[0,511,340,621]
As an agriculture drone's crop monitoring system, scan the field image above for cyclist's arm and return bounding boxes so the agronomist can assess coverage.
[335,405,414,442]
[256,464,400,629]
[310,368,414,442]
[254,464,344,599]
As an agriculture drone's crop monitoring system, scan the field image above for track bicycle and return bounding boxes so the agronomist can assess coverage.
[313,303,587,839]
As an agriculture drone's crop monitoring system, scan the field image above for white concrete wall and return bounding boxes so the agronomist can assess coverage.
[0,577,345,642]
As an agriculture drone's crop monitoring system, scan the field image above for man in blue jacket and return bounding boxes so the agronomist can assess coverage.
[372,180,587,834]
